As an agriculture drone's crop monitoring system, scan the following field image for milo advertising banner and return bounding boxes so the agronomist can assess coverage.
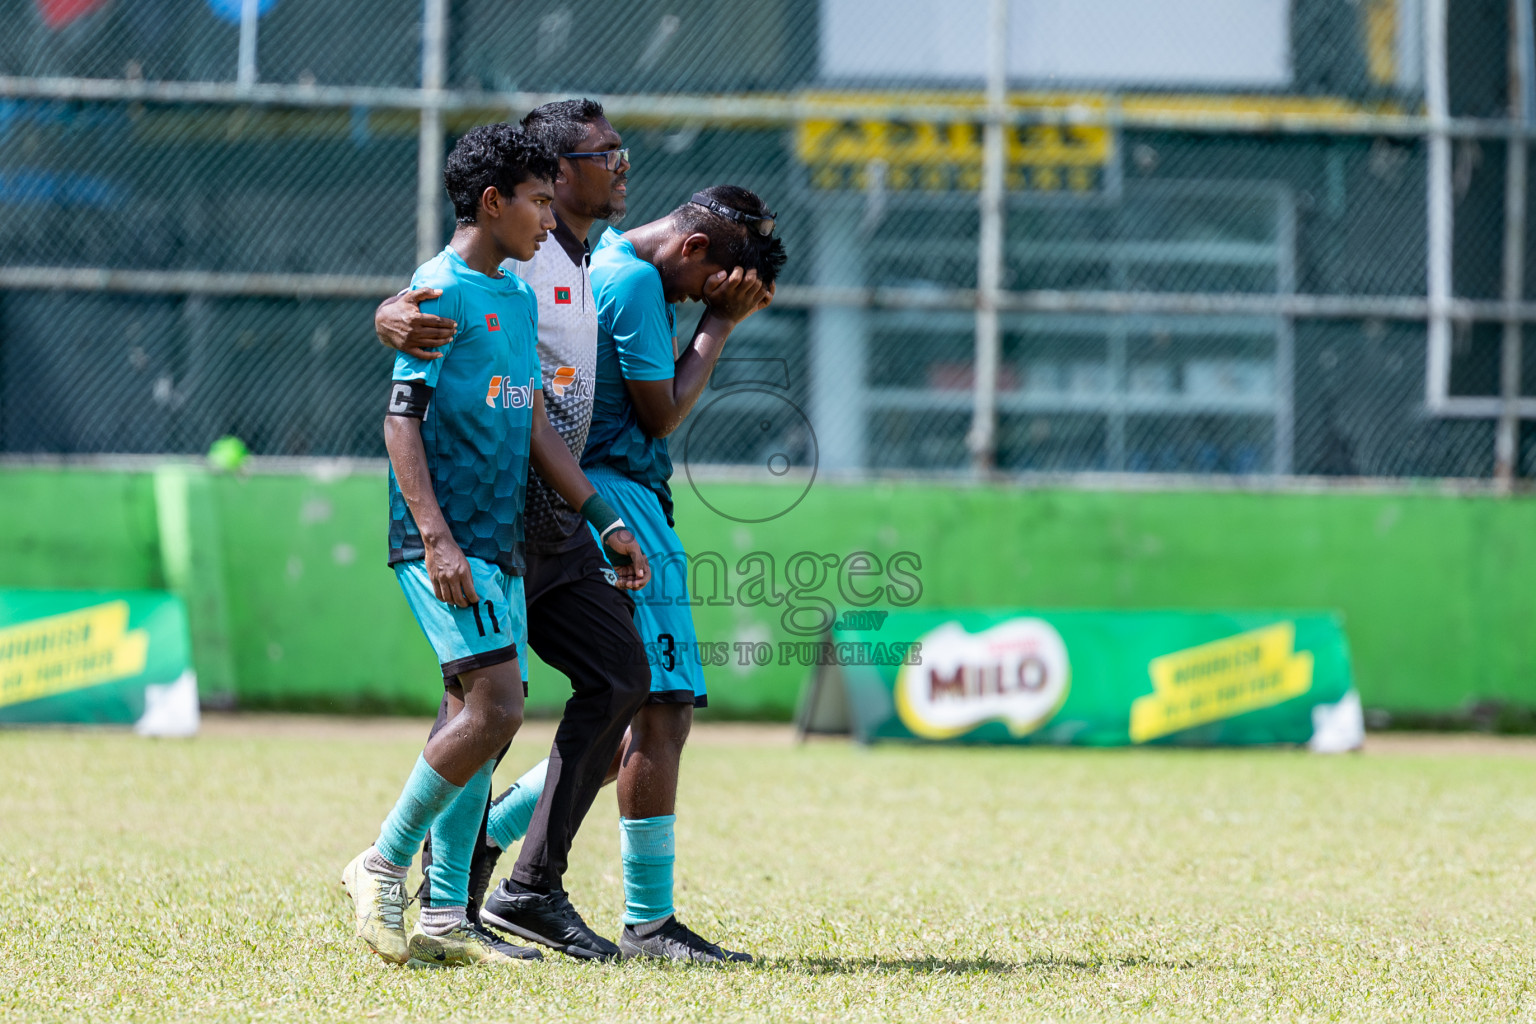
[0,591,199,736]
[799,610,1361,751]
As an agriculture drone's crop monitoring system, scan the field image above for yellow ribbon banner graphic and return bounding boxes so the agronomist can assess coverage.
[0,601,150,710]
[1129,622,1313,743]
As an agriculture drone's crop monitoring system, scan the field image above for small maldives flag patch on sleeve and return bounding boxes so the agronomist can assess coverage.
[554,287,572,305]
[485,314,500,331]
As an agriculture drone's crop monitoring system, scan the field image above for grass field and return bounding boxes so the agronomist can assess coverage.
[4,718,1536,1023]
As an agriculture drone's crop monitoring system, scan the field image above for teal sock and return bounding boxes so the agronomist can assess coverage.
[619,815,676,925]
[375,754,462,868]
[485,759,548,850]
[426,758,494,907]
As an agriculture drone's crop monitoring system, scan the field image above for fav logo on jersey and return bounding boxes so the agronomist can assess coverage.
[554,287,572,305]
[485,375,537,409]
[485,314,501,332]
[549,366,578,397]
[894,618,1071,740]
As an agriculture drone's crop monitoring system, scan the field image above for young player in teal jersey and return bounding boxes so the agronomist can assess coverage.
[581,186,784,961]
[342,123,648,968]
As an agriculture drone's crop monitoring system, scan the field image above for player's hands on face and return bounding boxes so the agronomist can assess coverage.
[376,286,456,361]
[603,529,650,591]
[702,267,771,324]
[424,536,479,607]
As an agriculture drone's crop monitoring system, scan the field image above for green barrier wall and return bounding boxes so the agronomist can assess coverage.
[1,464,1531,719]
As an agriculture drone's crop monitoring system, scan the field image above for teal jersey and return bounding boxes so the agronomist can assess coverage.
[583,228,678,522]
[387,245,542,575]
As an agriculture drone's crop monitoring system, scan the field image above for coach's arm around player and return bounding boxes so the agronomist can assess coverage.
[366,267,772,412]
[375,285,455,361]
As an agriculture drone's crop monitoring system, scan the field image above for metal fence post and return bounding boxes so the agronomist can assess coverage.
[416,0,449,266]
[810,202,869,472]
[1275,191,1298,475]
[1424,0,1453,414]
[237,0,259,88]
[1496,0,1533,485]
[968,0,1008,475]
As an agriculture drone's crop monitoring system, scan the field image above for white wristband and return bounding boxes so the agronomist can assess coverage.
[599,520,626,545]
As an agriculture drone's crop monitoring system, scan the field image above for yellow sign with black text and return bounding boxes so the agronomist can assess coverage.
[0,600,150,710]
[1129,622,1313,743]
[796,93,1112,194]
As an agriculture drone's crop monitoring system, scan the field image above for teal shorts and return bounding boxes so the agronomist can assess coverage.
[394,556,528,688]
[585,464,707,708]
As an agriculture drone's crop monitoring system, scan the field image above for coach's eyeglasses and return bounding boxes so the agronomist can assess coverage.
[560,147,630,172]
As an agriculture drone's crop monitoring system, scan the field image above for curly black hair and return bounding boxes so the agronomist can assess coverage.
[669,185,787,287]
[519,98,606,156]
[443,122,560,225]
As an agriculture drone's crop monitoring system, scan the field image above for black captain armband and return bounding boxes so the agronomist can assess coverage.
[386,379,433,419]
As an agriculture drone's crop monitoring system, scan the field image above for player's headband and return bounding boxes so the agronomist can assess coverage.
[690,192,776,236]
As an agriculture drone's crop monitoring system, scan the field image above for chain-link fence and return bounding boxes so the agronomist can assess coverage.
[3,0,1535,482]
